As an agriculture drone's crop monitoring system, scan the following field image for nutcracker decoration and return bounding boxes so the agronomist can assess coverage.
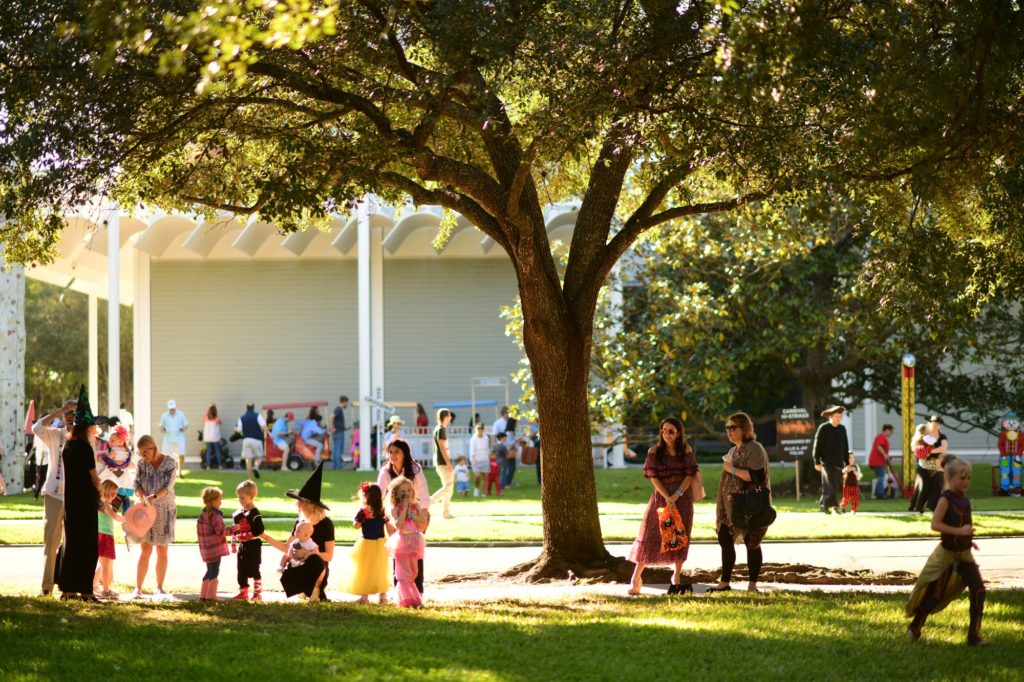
[997,411,1023,496]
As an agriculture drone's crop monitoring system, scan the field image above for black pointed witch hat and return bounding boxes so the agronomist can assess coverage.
[286,460,329,510]
[73,384,96,426]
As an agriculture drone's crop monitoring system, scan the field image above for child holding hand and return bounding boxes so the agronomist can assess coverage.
[341,482,394,604]
[386,476,428,607]
[95,480,125,598]
[197,486,235,601]
[906,459,986,646]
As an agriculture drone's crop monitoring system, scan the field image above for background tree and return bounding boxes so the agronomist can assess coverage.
[593,197,1024,488]
[2,1,1023,578]
[23,280,133,414]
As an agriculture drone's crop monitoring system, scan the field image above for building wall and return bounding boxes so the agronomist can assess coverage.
[146,258,522,440]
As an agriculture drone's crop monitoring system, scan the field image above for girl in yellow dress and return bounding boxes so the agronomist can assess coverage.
[341,482,393,604]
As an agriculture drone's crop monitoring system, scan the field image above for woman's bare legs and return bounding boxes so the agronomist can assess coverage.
[629,563,645,595]
[155,545,169,590]
[136,543,153,591]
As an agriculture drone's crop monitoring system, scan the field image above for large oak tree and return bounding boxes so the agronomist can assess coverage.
[2,1,1023,578]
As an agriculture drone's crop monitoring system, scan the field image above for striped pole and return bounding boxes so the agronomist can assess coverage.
[901,354,916,491]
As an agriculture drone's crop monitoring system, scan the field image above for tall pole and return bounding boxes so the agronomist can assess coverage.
[901,354,916,491]
[107,204,121,416]
[357,198,372,471]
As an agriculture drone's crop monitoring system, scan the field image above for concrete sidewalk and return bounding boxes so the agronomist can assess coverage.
[3,538,1021,602]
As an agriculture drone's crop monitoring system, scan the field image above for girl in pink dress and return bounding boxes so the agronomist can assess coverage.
[386,476,429,607]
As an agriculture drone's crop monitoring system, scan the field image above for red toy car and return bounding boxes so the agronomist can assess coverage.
[262,401,332,471]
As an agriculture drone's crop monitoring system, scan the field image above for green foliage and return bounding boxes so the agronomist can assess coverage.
[23,280,133,414]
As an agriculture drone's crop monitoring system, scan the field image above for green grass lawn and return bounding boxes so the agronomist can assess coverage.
[0,592,1020,681]
[2,466,1021,545]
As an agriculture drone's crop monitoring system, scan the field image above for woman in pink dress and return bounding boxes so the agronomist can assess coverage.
[627,417,700,595]
[386,475,428,607]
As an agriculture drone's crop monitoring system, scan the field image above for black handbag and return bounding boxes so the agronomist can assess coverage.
[731,485,777,530]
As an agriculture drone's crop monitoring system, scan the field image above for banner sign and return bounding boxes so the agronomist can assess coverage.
[777,407,814,461]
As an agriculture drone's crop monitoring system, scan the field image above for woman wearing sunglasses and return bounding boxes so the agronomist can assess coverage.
[707,412,771,593]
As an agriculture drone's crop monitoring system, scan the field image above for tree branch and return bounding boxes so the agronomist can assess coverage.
[248,62,397,139]
[378,172,508,250]
[507,135,540,219]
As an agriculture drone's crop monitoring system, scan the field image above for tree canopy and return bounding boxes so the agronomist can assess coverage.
[2,0,1023,578]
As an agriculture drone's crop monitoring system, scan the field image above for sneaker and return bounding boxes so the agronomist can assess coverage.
[443,512,455,519]
[473,489,480,498]
[254,469,261,479]
[128,588,144,600]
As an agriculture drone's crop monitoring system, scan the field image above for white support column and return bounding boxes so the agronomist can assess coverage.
[862,397,877,464]
[132,248,152,442]
[0,244,26,492]
[370,201,385,416]
[107,205,121,416]
[88,293,99,405]
[357,198,373,472]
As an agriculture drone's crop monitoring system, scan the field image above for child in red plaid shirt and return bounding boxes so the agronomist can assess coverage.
[197,487,235,601]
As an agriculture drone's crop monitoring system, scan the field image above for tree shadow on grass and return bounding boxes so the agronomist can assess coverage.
[0,592,1021,681]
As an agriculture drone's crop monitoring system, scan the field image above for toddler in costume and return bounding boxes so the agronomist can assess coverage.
[197,486,235,601]
[341,482,394,604]
[487,450,502,496]
[94,480,124,598]
[232,480,265,601]
[387,476,428,607]
[839,451,863,513]
[906,458,987,646]
[98,424,135,513]
[279,522,319,571]
[454,457,471,497]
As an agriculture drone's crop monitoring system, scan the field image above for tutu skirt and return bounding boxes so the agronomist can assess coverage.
[341,537,391,596]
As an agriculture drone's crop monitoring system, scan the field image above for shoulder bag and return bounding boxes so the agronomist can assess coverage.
[731,482,776,530]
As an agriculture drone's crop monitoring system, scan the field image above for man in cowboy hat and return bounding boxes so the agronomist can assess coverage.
[813,405,850,514]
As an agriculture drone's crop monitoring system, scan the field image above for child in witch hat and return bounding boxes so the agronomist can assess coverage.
[264,462,336,601]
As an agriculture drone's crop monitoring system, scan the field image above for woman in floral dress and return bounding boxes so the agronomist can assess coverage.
[627,417,699,595]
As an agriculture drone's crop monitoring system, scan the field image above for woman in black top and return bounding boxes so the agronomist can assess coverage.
[263,463,335,600]
[59,420,101,600]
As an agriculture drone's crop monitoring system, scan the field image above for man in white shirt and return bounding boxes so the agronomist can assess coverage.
[159,399,189,476]
[491,406,509,441]
[33,399,76,597]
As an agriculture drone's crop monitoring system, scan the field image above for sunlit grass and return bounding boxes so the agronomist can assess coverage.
[0,592,1020,680]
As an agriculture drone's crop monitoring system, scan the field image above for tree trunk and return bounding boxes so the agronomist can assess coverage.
[507,273,631,582]
[0,249,26,493]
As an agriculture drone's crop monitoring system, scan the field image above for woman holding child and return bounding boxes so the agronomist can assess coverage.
[264,462,335,601]
[377,439,431,594]
[58,387,102,601]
